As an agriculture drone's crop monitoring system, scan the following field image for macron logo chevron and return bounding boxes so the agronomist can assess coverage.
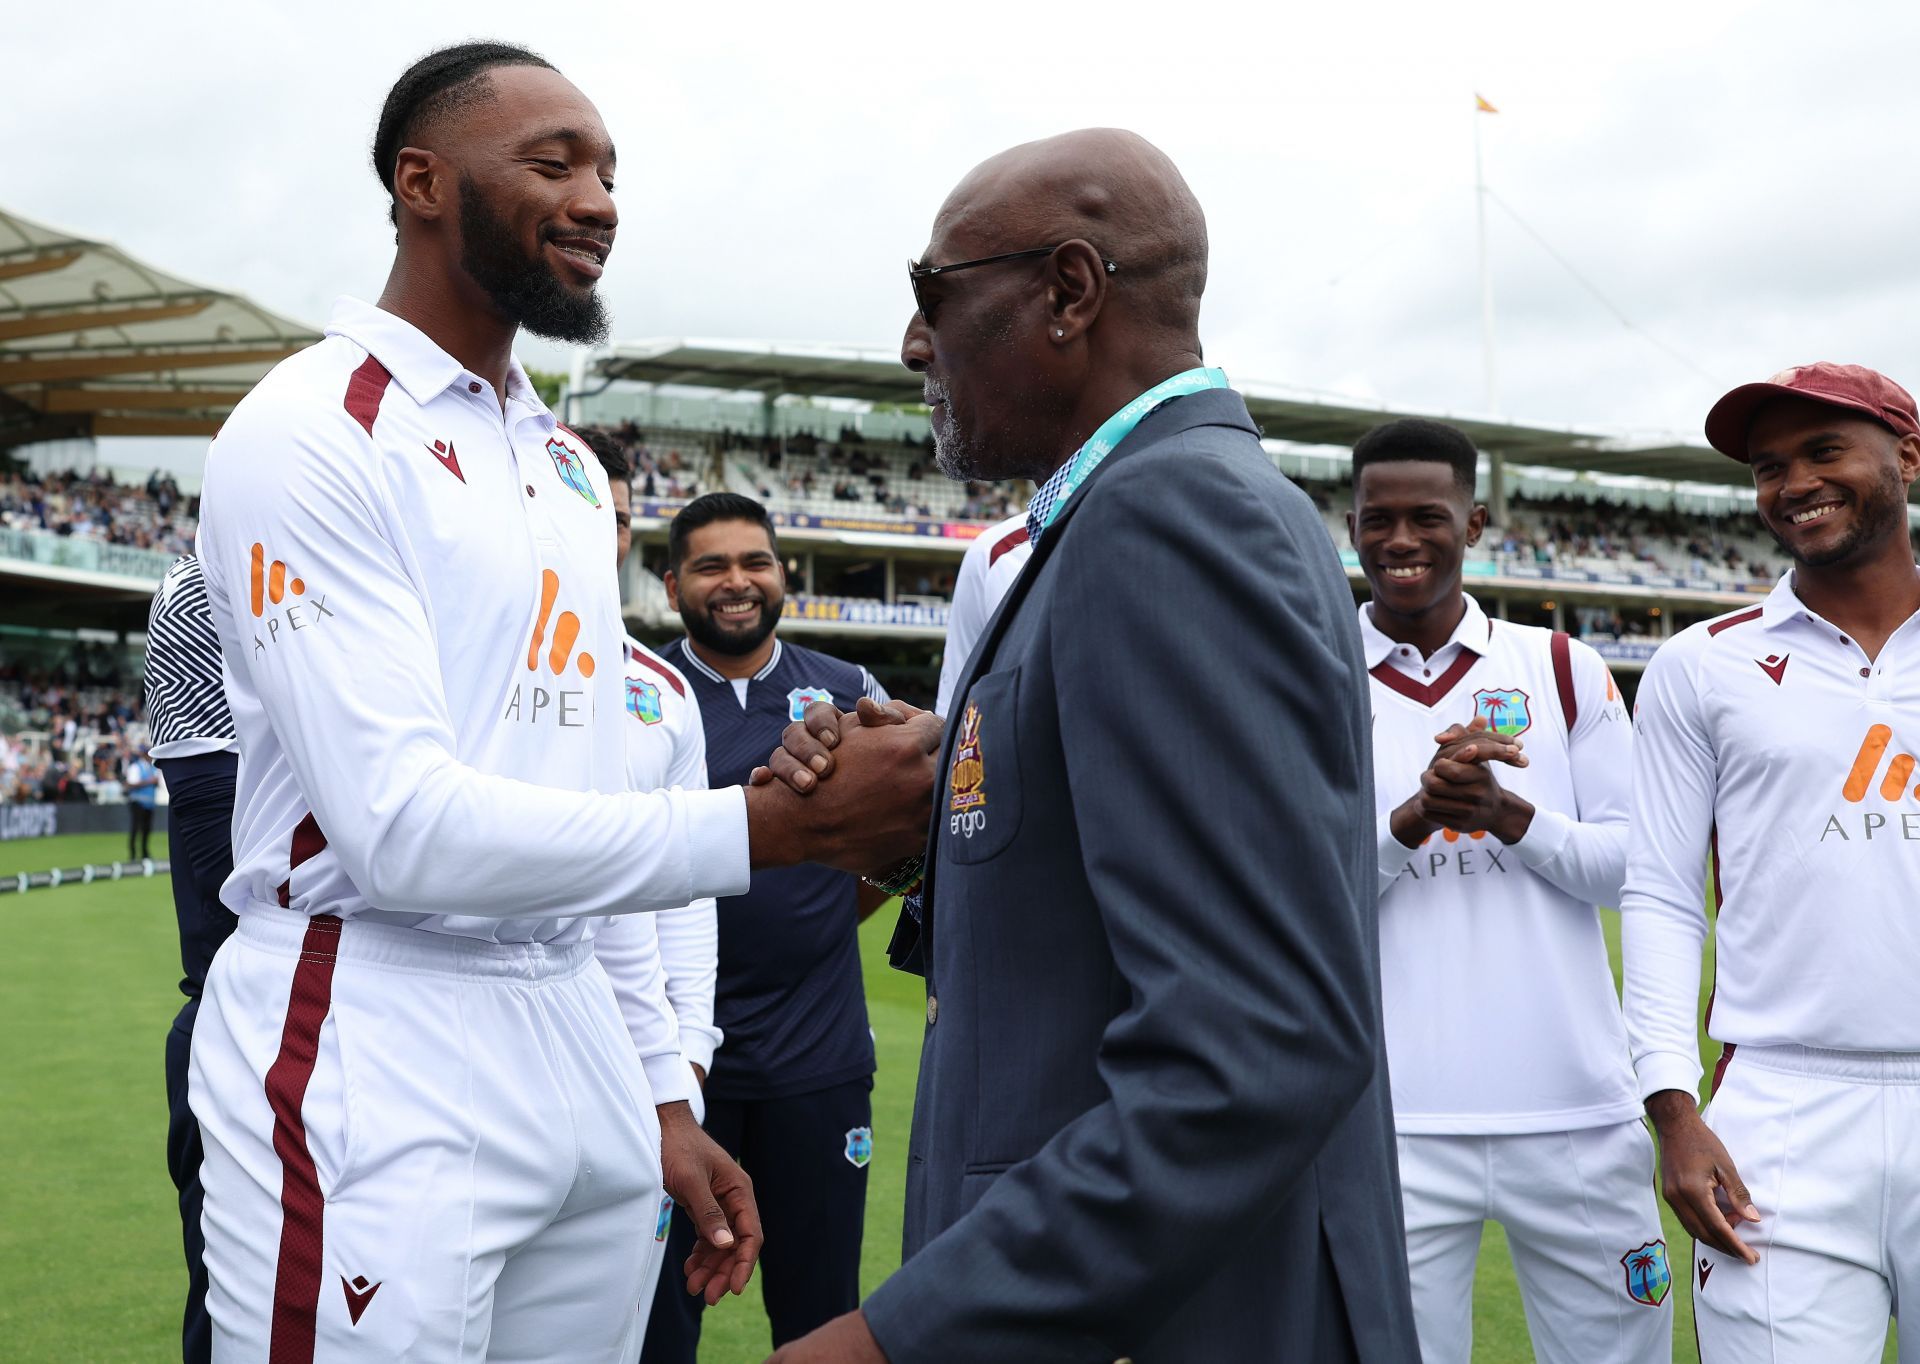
[1755,653,1790,686]
[341,1275,381,1325]
[425,439,465,483]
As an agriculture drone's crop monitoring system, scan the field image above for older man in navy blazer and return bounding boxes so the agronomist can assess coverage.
[764,129,1417,1364]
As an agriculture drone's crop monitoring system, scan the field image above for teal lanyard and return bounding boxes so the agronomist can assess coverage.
[1036,367,1229,537]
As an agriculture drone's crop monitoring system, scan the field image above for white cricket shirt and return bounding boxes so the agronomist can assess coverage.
[1366,596,1641,1133]
[596,637,724,1111]
[934,512,1030,718]
[1622,569,1920,1101]
[197,298,750,944]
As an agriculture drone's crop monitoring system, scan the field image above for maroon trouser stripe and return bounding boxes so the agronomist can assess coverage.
[1710,1043,1738,1098]
[264,914,343,1364]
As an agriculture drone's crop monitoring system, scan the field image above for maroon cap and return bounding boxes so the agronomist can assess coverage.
[1705,362,1920,461]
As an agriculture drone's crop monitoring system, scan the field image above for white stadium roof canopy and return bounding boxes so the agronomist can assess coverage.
[0,206,320,450]
[586,338,1746,488]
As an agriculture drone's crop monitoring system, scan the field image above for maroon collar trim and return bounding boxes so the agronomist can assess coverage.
[1369,648,1480,707]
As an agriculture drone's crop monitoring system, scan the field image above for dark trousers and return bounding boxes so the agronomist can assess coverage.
[641,1077,872,1361]
[166,998,210,1364]
[130,802,154,859]
[157,753,238,1364]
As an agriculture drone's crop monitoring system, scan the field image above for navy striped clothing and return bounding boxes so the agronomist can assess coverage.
[145,555,238,759]
[661,637,886,1101]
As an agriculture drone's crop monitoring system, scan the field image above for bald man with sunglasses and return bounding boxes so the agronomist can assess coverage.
[761,128,1416,1364]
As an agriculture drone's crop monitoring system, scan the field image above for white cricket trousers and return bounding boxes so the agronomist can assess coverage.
[1398,1121,1672,1364]
[1694,1043,1920,1363]
[190,913,666,1363]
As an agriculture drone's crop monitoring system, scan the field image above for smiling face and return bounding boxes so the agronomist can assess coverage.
[434,65,618,343]
[1350,459,1486,624]
[665,518,786,657]
[1747,398,1919,569]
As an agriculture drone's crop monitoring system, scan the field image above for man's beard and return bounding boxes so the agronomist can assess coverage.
[929,376,994,481]
[458,175,609,345]
[927,374,1057,484]
[680,597,780,657]
[1765,463,1908,567]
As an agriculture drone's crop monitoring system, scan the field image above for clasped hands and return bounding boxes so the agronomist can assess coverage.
[740,697,941,875]
[1388,715,1536,849]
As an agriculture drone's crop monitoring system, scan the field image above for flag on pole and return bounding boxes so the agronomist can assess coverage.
[1475,93,1499,114]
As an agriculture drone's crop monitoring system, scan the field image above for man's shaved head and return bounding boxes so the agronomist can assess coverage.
[934,128,1208,340]
[904,128,1212,485]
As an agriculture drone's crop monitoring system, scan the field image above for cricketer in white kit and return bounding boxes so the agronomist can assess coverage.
[1625,361,1920,1363]
[191,296,753,1363]
[1351,417,1668,1364]
[1369,603,1668,1363]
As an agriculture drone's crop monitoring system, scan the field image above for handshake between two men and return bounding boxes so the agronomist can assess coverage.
[741,696,943,873]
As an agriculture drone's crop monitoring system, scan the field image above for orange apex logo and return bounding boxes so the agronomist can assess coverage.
[526,569,596,678]
[1422,828,1488,846]
[1843,724,1919,803]
[250,543,305,617]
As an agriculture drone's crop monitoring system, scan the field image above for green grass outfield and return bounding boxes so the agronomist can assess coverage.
[0,833,1895,1361]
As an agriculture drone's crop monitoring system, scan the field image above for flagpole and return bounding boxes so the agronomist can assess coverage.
[1475,102,1498,415]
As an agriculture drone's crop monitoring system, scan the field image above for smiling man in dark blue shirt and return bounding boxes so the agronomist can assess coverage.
[642,493,889,1362]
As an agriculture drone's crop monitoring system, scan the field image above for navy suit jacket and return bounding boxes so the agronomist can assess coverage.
[862,388,1417,1363]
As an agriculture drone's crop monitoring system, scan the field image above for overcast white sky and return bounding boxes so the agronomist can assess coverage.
[10,0,1920,469]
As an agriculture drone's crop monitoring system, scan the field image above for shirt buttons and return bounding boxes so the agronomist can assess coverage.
[926,996,939,1026]
[468,381,482,394]
[526,485,536,497]
[1861,667,1872,678]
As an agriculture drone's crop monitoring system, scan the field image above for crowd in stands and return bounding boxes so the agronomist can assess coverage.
[1571,606,1658,640]
[21,431,1895,596]
[0,647,148,805]
[579,422,1024,523]
[1496,490,1782,582]
[2,424,1914,596]
[0,466,197,557]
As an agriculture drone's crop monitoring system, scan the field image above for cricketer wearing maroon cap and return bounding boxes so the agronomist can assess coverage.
[1704,360,1920,461]
[1626,361,1920,1361]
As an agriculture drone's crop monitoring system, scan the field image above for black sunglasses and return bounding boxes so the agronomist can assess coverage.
[907,244,1119,323]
